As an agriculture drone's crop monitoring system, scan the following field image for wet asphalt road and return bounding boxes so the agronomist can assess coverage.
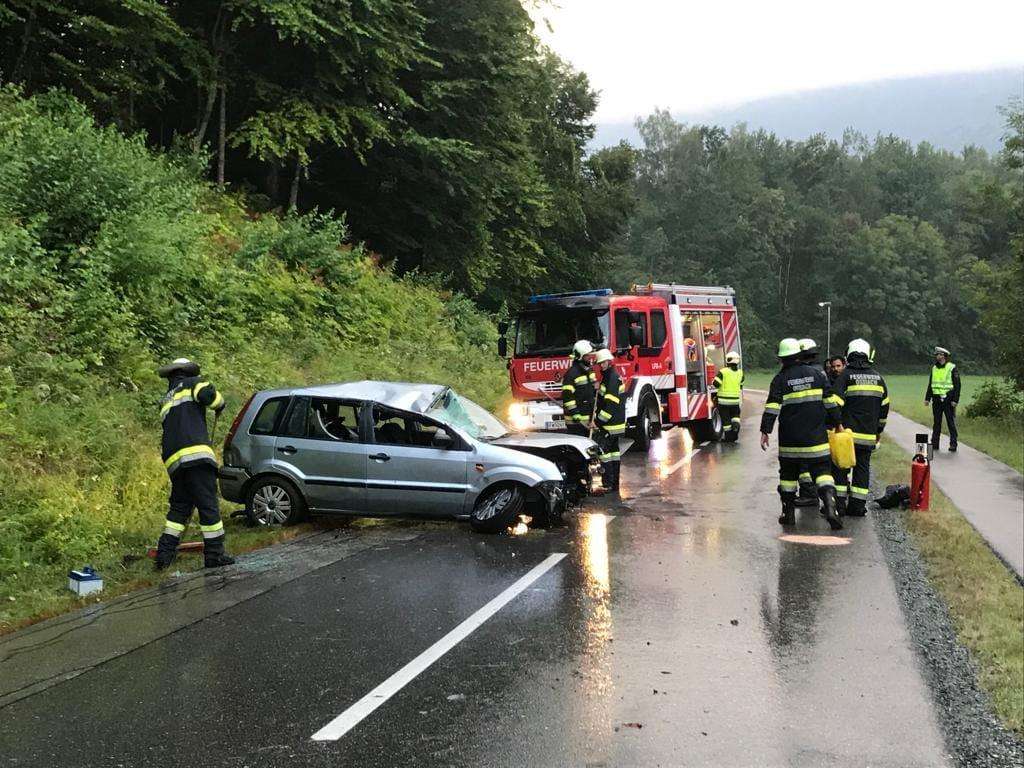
[0,398,950,767]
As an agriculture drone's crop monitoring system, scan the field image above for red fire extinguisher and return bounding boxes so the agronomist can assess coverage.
[910,454,930,511]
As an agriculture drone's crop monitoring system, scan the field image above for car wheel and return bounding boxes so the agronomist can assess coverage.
[470,484,525,534]
[632,392,662,452]
[690,407,724,443]
[247,476,307,526]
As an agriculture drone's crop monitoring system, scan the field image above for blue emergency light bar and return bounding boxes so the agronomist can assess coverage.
[527,288,613,303]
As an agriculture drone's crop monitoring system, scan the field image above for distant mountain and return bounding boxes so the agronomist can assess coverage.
[592,68,1023,154]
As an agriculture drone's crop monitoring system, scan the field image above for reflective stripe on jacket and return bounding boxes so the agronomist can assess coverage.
[160,375,225,476]
[833,362,889,449]
[562,360,597,422]
[713,366,744,406]
[596,366,627,436]
[760,362,840,458]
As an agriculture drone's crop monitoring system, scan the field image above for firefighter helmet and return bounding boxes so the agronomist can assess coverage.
[847,338,871,358]
[777,338,802,359]
[725,351,741,365]
[592,348,614,365]
[798,338,818,353]
[157,357,200,378]
[572,339,594,359]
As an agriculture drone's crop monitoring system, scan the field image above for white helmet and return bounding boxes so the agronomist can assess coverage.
[572,339,594,359]
[592,348,614,365]
[725,351,741,365]
[798,338,817,352]
[847,338,871,358]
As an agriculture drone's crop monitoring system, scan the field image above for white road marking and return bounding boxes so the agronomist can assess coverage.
[310,552,568,742]
[662,445,704,476]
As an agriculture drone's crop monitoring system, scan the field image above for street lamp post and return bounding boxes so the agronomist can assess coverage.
[818,301,832,359]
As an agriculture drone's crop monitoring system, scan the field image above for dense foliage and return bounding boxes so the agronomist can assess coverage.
[0,89,506,625]
[613,108,1024,370]
[0,0,634,305]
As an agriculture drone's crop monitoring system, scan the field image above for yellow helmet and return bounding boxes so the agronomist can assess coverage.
[777,338,801,358]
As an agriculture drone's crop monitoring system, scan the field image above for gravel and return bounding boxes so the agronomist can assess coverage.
[871,491,1024,768]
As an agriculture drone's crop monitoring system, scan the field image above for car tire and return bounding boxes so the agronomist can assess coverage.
[247,476,307,526]
[690,407,724,443]
[470,483,525,534]
[632,391,662,451]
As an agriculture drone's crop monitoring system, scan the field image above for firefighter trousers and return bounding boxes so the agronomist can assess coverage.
[779,457,834,504]
[837,445,874,514]
[597,429,621,491]
[719,404,741,442]
[566,421,589,438]
[158,464,225,556]
[931,398,958,448]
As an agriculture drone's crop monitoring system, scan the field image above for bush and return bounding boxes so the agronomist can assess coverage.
[966,379,1024,419]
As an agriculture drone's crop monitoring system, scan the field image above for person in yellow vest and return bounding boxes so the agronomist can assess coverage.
[925,346,960,452]
[712,351,744,442]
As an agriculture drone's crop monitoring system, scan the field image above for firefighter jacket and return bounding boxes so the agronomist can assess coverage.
[713,366,744,407]
[561,360,597,423]
[760,362,840,459]
[595,366,627,435]
[925,363,960,402]
[833,359,889,448]
[160,374,226,476]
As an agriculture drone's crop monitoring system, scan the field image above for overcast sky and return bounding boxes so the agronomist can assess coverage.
[528,0,1024,123]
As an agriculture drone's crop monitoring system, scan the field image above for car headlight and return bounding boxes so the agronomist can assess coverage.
[506,402,533,432]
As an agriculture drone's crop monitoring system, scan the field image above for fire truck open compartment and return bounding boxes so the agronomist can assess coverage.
[502,284,742,451]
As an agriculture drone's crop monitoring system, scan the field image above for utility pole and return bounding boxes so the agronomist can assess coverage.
[818,301,832,359]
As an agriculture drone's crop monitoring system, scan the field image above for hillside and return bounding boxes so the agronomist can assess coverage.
[593,68,1022,152]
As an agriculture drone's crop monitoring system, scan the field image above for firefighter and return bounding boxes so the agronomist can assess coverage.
[153,358,234,571]
[794,338,820,505]
[925,346,960,452]
[562,340,597,438]
[832,338,889,516]
[760,338,843,530]
[825,355,846,383]
[592,348,626,493]
[712,351,744,442]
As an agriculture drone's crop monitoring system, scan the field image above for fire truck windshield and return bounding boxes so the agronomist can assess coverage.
[514,308,610,357]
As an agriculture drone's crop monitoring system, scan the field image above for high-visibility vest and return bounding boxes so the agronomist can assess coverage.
[930,363,955,396]
[715,367,744,405]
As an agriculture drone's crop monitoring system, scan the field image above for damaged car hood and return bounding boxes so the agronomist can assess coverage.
[491,432,595,458]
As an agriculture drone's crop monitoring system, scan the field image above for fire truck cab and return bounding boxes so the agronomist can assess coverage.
[500,284,742,449]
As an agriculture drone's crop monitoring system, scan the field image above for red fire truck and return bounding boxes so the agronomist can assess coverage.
[499,283,742,449]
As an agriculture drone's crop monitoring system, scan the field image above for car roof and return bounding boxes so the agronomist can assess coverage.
[285,380,447,413]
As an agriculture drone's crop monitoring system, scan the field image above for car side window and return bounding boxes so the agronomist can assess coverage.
[249,397,288,435]
[651,310,667,348]
[281,396,364,442]
[373,407,460,449]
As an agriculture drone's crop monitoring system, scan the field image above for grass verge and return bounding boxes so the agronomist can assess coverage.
[874,439,1024,735]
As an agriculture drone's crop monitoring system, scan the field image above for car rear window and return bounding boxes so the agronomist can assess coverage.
[250,397,288,435]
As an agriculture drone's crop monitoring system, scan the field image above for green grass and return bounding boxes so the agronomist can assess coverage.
[874,439,1024,735]
[745,370,1023,473]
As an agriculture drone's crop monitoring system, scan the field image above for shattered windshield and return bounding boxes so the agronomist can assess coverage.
[514,308,610,357]
[427,389,508,440]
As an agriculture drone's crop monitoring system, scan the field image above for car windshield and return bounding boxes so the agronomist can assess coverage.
[427,389,508,440]
[514,308,610,357]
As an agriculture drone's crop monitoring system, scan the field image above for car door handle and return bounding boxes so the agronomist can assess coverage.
[369,452,390,462]
[277,445,298,455]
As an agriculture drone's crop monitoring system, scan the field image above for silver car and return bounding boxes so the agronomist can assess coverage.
[218,381,600,533]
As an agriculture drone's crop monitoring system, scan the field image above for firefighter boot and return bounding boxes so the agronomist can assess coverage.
[154,534,179,572]
[836,495,848,517]
[795,480,818,507]
[820,487,843,531]
[845,498,867,517]
[203,536,235,569]
[606,463,621,494]
[778,500,795,526]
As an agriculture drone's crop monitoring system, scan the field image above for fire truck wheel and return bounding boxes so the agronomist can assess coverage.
[632,392,662,451]
[470,483,525,534]
[691,407,724,443]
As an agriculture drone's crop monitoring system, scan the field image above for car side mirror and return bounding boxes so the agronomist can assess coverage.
[497,337,508,358]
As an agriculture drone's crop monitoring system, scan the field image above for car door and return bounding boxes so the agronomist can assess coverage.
[273,396,367,513]
[364,405,471,516]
